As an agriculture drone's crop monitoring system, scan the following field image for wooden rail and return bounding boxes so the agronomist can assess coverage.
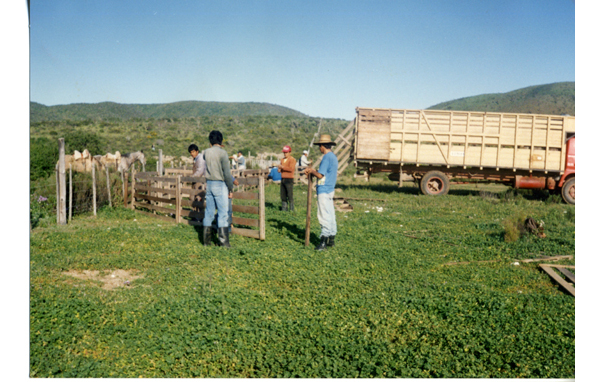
[131,171,266,240]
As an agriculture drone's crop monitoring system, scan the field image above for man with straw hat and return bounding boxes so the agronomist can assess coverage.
[304,134,338,250]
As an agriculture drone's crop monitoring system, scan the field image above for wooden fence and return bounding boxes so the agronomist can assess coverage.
[128,169,266,240]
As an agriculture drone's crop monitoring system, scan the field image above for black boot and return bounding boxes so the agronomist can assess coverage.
[289,202,294,212]
[217,227,231,248]
[327,235,335,247]
[281,201,288,211]
[315,236,328,251]
[203,226,213,246]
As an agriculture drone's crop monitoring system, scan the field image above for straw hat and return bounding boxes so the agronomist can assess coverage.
[313,134,336,145]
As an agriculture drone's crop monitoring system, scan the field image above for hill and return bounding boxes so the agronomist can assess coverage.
[30,100,308,123]
[427,82,574,116]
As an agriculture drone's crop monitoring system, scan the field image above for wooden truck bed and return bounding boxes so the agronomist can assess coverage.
[354,108,575,174]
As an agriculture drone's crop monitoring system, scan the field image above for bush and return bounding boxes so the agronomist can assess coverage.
[30,137,59,181]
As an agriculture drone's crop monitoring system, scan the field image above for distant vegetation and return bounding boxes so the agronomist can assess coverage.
[30,82,574,182]
[30,101,308,123]
[428,82,574,116]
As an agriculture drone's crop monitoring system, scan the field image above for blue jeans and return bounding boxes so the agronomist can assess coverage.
[203,180,230,228]
[317,191,337,237]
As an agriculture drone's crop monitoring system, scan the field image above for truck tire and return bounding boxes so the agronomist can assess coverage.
[420,171,450,196]
[561,177,575,205]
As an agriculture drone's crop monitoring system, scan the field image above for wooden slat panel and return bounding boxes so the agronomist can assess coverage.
[135,184,178,196]
[231,226,260,239]
[232,191,259,200]
[135,201,175,216]
[180,199,205,208]
[232,204,259,214]
[180,188,205,197]
[180,209,204,219]
[232,216,259,227]
[134,192,174,205]
[180,176,206,183]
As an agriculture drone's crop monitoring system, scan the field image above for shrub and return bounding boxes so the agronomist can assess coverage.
[502,213,528,242]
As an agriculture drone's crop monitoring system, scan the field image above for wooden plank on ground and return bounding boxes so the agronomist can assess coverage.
[556,267,575,284]
[520,255,573,263]
[539,264,575,296]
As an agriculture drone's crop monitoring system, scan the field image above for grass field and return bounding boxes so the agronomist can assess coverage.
[29,176,575,378]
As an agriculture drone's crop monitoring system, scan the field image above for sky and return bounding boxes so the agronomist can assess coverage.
[29,0,575,120]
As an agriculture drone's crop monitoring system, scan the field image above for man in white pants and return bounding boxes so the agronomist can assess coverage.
[304,134,338,250]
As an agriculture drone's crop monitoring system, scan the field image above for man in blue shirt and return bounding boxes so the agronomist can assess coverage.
[304,134,338,250]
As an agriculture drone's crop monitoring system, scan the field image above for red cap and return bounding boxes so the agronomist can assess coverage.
[282,145,291,153]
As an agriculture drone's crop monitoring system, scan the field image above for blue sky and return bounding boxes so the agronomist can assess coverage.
[29,0,575,120]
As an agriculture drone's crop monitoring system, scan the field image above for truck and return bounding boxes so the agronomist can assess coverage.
[352,107,575,204]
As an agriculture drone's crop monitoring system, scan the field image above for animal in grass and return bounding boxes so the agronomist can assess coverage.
[118,150,146,173]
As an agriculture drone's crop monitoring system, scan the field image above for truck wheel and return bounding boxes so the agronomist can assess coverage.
[420,171,450,196]
[561,177,575,205]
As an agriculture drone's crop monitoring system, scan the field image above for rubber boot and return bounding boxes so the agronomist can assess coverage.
[203,226,213,246]
[327,235,335,248]
[217,227,231,248]
[289,202,294,212]
[281,201,288,211]
[315,236,328,251]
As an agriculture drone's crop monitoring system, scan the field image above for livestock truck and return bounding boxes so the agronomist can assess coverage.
[352,107,575,204]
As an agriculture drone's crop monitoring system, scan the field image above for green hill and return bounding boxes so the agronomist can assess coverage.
[30,100,308,123]
[427,82,574,116]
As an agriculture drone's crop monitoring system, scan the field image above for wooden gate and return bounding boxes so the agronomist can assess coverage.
[130,169,266,240]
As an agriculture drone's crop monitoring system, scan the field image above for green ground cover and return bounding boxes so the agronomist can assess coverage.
[29,179,575,378]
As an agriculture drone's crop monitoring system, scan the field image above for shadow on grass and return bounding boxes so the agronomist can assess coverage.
[267,218,320,246]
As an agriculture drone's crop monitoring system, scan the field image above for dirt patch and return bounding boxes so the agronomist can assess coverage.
[63,269,144,290]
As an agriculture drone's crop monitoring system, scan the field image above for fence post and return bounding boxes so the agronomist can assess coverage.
[57,138,67,225]
[130,166,136,210]
[56,166,59,224]
[92,162,97,216]
[259,177,265,240]
[158,149,163,175]
[123,170,128,208]
[69,164,72,222]
[106,166,112,207]
[176,175,181,223]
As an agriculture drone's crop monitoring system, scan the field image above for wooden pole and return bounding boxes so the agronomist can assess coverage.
[106,166,112,207]
[259,177,266,240]
[175,175,181,223]
[55,166,59,224]
[123,170,128,208]
[58,138,67,225]
[92,162,97,216]
[304,173,313,247]
[68,164,73,222]
[130,166,136,210]
[158,149,163,175]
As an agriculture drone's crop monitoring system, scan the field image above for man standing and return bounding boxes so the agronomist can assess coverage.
[188,144,206,222]
[203,131,234,248]
[236,151,246,170]
[304,135,338,250]
[299,150,310,167]
[278,145,296,211]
